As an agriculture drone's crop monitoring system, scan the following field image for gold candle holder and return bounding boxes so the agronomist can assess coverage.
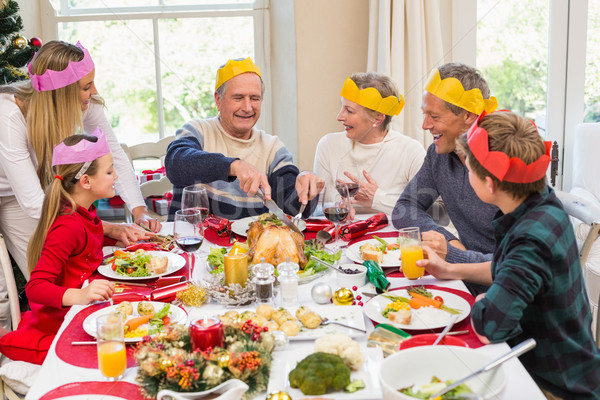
[224,253,249,287]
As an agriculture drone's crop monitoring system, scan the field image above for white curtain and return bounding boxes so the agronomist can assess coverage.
[367,0,451,148]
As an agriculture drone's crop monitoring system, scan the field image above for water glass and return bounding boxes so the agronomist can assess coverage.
[96,313,126,381]
[398,227,425,279]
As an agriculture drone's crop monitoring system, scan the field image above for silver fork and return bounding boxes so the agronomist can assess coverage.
[320,317,366,334]
[292,203,306,225]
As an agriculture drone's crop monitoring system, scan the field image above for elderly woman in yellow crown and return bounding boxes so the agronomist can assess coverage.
[314,72,425,215]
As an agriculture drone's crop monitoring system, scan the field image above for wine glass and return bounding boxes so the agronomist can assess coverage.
[335,160,362,199]
[181,184,209,221]
[321,183,350,250]
[174,209,204,280]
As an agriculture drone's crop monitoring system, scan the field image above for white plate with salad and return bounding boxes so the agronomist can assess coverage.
[82,301,187,343]
[98,250,185,280]
[363,287,471,331]
[231,216,307,237]
[205,239,340,284]
[346,237,402,267]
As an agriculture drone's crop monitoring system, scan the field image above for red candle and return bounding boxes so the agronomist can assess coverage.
[190,317,224,351]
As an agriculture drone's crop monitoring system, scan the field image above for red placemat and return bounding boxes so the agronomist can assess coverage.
[39,381,145,400]
[372,284,484,349]
[55,304,138,369]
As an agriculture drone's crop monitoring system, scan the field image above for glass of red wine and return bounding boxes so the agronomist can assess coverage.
[321,183,350,250]
[174,209,204,280]
[335,160,361,198]
[182,184,209,221]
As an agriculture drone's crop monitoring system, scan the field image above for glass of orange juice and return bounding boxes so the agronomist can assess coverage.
[96,313,126,381]
[399,227,425,280]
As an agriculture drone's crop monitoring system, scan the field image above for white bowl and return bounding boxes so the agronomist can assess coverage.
[379,346,506,400]
[336,264,368,288]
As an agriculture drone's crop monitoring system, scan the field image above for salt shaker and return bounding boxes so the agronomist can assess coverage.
[278,257,299,306]
[252,258,275,304]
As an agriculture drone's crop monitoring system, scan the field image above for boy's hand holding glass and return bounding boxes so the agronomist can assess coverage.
[399,227,425,279]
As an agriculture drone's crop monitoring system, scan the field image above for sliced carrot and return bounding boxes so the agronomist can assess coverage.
[409,297,435,309]
[124,313,154,333]
[407,291,443,308]
[114,249,130,258]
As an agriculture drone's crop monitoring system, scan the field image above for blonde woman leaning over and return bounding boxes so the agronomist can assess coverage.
[314,72,425,215]
[0,41,157,280]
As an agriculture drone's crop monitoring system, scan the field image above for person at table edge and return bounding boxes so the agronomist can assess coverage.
[165,57,323,220]
[391,63,498,292]
[422,111,600,400]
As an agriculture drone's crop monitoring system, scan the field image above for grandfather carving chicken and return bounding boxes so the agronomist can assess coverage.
[246,218,307,268]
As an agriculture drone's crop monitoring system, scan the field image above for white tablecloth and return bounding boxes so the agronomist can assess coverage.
[26,221,546,400]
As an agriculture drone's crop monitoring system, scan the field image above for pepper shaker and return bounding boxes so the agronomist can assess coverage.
[252,258,275,304]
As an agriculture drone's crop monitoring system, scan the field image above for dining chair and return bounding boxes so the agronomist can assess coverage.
[0,234,37,398]
[121,136,175,223]
[139,175,173,222]
[556,122,600,346]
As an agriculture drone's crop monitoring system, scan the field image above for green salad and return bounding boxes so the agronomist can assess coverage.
[399,377,473,399]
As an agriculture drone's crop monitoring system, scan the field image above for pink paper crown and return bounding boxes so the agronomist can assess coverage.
[29,41,95,92]
[467,111,551,183]
[52,127,110,167]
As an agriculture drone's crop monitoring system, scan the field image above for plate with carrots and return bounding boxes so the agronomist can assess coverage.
[82,301,187,343]
[363,287,471,330]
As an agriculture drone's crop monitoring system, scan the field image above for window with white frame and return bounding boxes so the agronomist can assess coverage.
[42,0,268,145]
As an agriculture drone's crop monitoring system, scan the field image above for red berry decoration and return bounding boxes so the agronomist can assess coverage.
[352,300,356,305]
[356,295,362,301]
[352,286,358,291]
[358,301,363,306]
[185,359,194,367]
[30,37,43,48]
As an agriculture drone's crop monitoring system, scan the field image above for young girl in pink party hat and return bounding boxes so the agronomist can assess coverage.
[0,128,116,364]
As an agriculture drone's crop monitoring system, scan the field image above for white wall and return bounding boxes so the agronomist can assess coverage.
[14,0,42,39]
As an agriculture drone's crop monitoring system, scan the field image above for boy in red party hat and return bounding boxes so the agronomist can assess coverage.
[0,128,115,364]
[420,111,600,399]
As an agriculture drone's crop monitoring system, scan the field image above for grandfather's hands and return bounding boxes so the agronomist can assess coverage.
[230,159,271,199]
[296,171,324,204]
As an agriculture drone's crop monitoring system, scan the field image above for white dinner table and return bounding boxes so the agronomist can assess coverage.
[26,219,546,400]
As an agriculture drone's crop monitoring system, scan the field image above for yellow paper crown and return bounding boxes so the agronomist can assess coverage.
[424,69,498,115]
[215,57,262,91]
[340,78,405,116]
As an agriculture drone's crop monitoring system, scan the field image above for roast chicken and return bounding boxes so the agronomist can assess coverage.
[246,220,307,268]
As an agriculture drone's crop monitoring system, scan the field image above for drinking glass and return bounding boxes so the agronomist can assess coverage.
[96,313,126,381]
[335,160,362,199]
[181,184,209,221]
[321,184,350,249]
[174,209,204,280]
[398,227,425,279]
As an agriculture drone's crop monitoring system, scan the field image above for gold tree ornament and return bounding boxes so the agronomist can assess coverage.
[333,287,354,305]
[265,391,292,400]
[13,36,27,49]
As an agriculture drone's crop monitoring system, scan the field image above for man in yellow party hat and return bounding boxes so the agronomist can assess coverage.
[392,63,499,294]
[165,57,323,220]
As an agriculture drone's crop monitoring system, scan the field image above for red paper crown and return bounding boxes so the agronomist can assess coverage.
[467,111,551,183]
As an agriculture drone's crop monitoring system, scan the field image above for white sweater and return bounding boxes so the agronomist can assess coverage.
[314,129,425,215]
[0,94,144,219]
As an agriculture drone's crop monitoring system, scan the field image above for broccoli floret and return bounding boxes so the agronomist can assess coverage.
[289,352,351,395]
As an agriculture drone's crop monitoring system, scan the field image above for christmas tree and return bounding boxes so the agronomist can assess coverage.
[0,0,41,85]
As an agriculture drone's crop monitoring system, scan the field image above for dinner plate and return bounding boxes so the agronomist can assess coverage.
[214,305,365,340]
[346,238,402,267]
[231,216,307,237]
[267,347,383,399]
[98,251,185,280]
[363,288,471,330]
[82,301,187,342]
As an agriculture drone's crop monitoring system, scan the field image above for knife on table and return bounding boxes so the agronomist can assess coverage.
[256,187,303,235]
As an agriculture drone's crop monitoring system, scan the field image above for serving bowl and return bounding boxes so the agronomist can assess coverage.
[379,346,506,400]
[335,264,368,287]
[398,333,468,350]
